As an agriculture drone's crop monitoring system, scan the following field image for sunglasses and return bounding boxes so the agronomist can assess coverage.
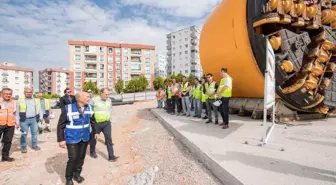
[66,91,71,93]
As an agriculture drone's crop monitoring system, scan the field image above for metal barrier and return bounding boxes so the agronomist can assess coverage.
[110,91,156,102]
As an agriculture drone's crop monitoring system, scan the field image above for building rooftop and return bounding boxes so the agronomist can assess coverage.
[68,41,156,50]
[39,68,72,73]
[0,62,34,72]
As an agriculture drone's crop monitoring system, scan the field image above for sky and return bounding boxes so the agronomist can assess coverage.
[0,0,221,70]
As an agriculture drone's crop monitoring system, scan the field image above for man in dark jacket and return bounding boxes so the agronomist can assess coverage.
[59,88,76,109]
[57,92,97,185]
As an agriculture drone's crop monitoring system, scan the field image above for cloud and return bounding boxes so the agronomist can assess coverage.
[119,0,221,18]
[0,0,219,71]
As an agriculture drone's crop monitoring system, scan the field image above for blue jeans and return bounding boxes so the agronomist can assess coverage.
[20,117,38,149]
[194,99,202,117]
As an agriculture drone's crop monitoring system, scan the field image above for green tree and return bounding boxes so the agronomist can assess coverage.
[43,94,52,99]
[124,78,137,93]
[115,79,124,94]
[176,73,184,82]
[171,73,177,80]
[51,94,60,99]
[83,80,99,94]
[164,77,172,84]
[188,74,196,84]
[153,76,164,90]
[138,74,149,91]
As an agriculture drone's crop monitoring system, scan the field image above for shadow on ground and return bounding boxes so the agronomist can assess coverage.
[212,151,336,183]
[45,153,68,183]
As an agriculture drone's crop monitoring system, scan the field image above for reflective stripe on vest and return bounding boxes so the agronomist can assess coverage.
[219,76,232,97]
[0,99,16,126]
[93,97,111,123]
[205,82,216,99]
[194,85,202,99]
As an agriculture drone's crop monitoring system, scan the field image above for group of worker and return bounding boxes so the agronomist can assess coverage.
[0,87,118,185]
[157,68,232,129]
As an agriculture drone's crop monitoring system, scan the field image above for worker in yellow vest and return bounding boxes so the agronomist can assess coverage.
[16,88,43,153]
[37,92,52,134]
[165,81,172,113]
[205,73,219,124]
[192,78,203,118]
[216,68,232,129]
[181,76,191,117]
[89,88,119,162]
[201,77,208,119]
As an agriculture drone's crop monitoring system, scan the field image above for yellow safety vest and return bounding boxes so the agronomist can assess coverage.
[194,85,202,99]
[167,86,172,99]
[43,99,50,110]
[202,93,208,103]
[18,98,41,122]
[205,82,216,99]
[219,76,232,97]
[182,82,189,91]
[93,97,111,123]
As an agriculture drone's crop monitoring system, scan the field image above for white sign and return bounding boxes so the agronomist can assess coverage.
[264,40,276,109]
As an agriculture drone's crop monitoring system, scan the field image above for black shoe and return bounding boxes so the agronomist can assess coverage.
[32,146,41,151]
[44,128,51,133]
[215,121,219,125]
[205,120,212,124]
[202,116,208,120]
[193,115,197,118]
[39,129,43,134]
[108,156,119,162]
[73,175,85,183]
[90,152,98,159]
[66,180,74,185]
[1,157,14,162]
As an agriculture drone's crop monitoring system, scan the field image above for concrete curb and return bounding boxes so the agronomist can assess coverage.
[150,109,244,185]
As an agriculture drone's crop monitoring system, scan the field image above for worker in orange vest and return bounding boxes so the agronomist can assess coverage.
[0,88,18,162]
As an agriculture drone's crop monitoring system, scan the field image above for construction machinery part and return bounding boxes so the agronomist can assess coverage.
[200,0,336,116]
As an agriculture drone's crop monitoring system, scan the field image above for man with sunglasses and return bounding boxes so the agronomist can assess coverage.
[60,88,76,109]
[205,73,219,124]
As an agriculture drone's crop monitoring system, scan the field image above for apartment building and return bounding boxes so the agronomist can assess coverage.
[68,41,156,94]
[0,62,34,98]
[39,68,74,95]
[166,26,203,79]
[155,54,167,78]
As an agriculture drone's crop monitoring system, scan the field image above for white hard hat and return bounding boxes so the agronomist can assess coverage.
[213,100,222,107]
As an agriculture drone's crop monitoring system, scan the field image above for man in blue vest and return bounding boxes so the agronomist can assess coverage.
[89,88,119,162]
[57,92,97,185]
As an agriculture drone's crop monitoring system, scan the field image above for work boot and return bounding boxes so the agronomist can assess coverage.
[1,156,15,162]
[73,172,85,183]
[205,120,212,124]
[108,156,119,162]
[222,125,229,129]
[66,180,74,185]
[90,152,98,159]
[32,146,41,151]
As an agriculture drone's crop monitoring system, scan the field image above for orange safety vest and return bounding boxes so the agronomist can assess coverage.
[0,99,16,126]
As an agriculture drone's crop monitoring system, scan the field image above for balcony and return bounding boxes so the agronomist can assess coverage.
[191,32,198,39]
[167,56,172,61]
[24,81,29,84]
[1,72,8,76]
[2,79,9,83]
[191,39,199,45]
[191,45,197,50]
[85,73,97,79]
[167,45,171,50]
[167,51,172,56]
[131,49,141,55]
[166,40,171,46]
[85,55,97,62]
[191,52,197,58]
[57,74,61,78]
[85,64,97,70]
[166,34,171,39]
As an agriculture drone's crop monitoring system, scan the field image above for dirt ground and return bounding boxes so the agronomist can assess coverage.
[0,100,221,185]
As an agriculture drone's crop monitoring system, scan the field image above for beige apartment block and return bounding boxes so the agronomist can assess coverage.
[39,68,74,95]
[68,41,156,94]
[0,62,34,98]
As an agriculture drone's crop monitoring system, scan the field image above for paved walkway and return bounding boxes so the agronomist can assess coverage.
[151,108,336,185]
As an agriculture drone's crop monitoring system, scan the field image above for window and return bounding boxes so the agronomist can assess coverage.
[185,51,188,54]
[115,48,120,55]
[185,38,188,41]
[100,64,104,70]
[74,64,81,70]
[108,72,113,79]
[100,72,104,78]
[124,56,128,61]
[173,53,175,57]
[173,35,175,38]
[15,77,19,80]
[100,55,104,62]
[185,70,188,73]
[85,46,89,52]
[173,47,175,50]
[108,48,113,54]
[100,47,104,53]
[75,46,81,52]
[75,72,81,78]
[123,48,129,54]
[145,58,150,64]
[74,55,81,61]
[179,52,182,55]
[185,44,188,48]
[116,64,120,70]
[179,46,182,49]
[108,56,113,62]
[108,65,113,71]
[116,56,120,63]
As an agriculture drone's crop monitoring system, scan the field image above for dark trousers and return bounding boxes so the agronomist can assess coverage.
[221,97,230,125]
[171,96,182,113]
[166,98,172,113]
[0,125,15,158]
[65,141,88,180]
[89,121,114,159]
